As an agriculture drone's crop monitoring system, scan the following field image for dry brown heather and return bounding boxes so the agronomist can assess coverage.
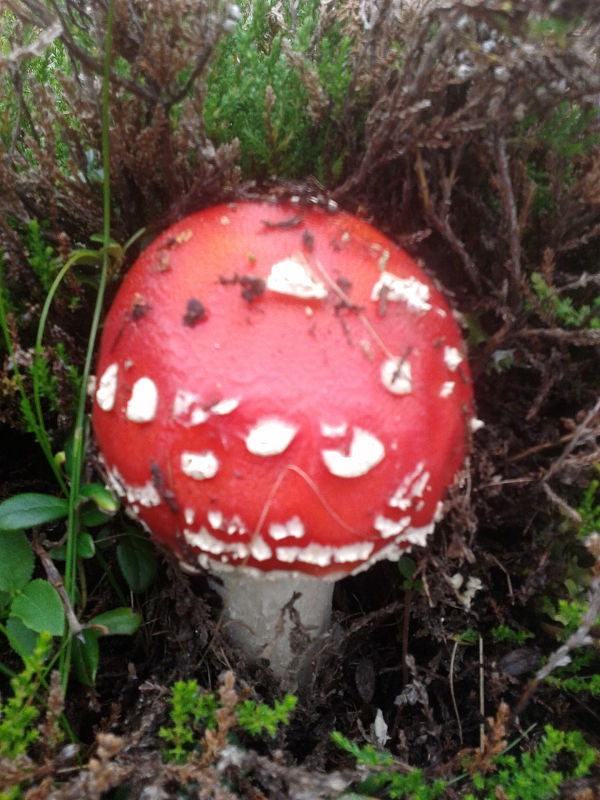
[1,1,600,797]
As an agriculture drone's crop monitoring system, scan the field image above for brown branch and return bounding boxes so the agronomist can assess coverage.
[492,133,521,292]
[516,576,600,715]
[517,328,600,346]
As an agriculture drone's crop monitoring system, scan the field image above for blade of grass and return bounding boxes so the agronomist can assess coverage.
[59,0,114,692]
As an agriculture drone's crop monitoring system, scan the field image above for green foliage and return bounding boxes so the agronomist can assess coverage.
[397,556,423,592]
[0,530,65,650]
[0,16,72,169]
[333,724,597,800]
[331,731,446,799]
[24,220,62,291]
[545,670,600,697]
[115,531,158,595]
[159,680,219,763]
[455,627,479,645]
[465,725,596,800]
[0,631,52,759]
[516,100,600,229]
[490,625,534,646]
[159,679,297,764]
[529,273,600,329]
[578,478,600,538]
[235,694,297,737]
[203,0,356,180]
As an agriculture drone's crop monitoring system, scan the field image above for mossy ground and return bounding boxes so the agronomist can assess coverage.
[1,1,600,797]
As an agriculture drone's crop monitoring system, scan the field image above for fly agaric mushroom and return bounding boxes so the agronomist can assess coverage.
[91,200,474,685]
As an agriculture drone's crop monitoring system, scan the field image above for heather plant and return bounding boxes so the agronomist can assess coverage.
[159,672,297,764]
[203,0,357,180]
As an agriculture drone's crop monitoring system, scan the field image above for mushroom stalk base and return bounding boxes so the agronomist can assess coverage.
[211,570,334,689]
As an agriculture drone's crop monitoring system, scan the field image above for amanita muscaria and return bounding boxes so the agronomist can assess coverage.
[92,199,474,685]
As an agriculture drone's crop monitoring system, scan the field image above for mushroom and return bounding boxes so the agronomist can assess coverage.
[91,200,474,687]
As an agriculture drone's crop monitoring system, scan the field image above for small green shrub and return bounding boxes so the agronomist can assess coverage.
[159,677,297,763]
[203,0,356,180]
[490,625,534,646]
[579,477,600,538]
[331,731,446,799]
[333,722,597,800]
[465,725,596,800]
[0,631,53,759]
[529,272,600,329]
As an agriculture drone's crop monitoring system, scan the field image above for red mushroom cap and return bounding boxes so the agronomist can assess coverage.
[92,201,473,578]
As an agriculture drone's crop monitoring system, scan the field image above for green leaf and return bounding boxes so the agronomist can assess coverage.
[79,483,119,513]
[0,530,34,591]
[72,629,99,686]
[80,506,112,527]
[10,579,65,636]
[77,531,95,559]
[117,533,158,594]
[5,615,39,658]
[48,530,95,560]
[87,607,141,636]
[0,493,68,530]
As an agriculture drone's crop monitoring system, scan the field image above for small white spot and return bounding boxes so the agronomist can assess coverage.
[126,481,161,508]
[210,397,240,416]
[179,560,201,576]
[322,427,385,478]
[172,390,209,426]
[266,256,327,300]
[411,470,431,499]
[245,419,298,456]
[96,363,118,411]
[371,272,431,312]
[320,421,348,438]
[349,522,437,576]
[226,515,246,535]
[470,417,485,433]
[333,542,375,563]
[439,381,455,398]
[105,465,162,508]
[220,215,230,225]
[268,516,305,541]
[184,508,195,526]
[381,357,412,396]
[126,377,158,423]
[389,462,426,509]
[275,541,374,567]
[184,527,248,559]
[444,346,464,372]
[374,515,411,539]
[207,510,223,530]
[181,451,219,480]
[250,535,272,561]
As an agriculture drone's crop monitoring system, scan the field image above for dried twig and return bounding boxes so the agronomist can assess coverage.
[31,538,84,641]
[492,133,522,296]
[516,576,600,715]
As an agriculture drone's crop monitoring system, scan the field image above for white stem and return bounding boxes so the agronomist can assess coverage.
[211,569,334,689]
